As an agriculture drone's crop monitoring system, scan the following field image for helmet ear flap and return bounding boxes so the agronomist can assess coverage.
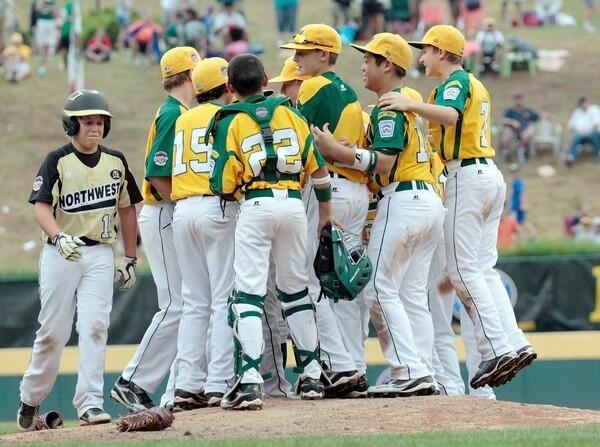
[103,117,111,138]
[62,114,80,136]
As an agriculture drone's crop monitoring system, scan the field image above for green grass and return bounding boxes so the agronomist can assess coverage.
[2,0,599,274]
[1,424,599,447]
[499,239,600,257]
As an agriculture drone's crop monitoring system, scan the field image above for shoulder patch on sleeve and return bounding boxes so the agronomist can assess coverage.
[443,87,461,101]
[378,111,397,119]
[378,120,395,138]
[32,176,43,191]
[154,151,169,167]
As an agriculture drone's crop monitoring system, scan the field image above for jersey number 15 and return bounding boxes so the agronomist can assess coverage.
[173,127,211,176]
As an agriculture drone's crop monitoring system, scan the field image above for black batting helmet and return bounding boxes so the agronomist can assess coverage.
[62,89,113,138]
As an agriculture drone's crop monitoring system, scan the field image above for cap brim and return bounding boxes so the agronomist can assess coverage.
[279,42,316,51]
[349,43,369,54]
[268,75,288,83]
[407,41,426,49]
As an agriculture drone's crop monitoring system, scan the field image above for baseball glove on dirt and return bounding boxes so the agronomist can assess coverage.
[35,411,63,430]
[115,407,174,432]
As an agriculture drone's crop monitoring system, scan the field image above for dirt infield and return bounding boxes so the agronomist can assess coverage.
[3,396,600,444]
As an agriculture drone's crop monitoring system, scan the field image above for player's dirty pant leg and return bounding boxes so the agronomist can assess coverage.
[125,203,182,397]
[444,165,513,361]
[363,195,432,381]
[229,292,265,384]
[428,237,465,395]
[478,176,530,351]
[72,245,114,416]
[278,288,321,380]
[20,245,81,407]
[461,306,496,399]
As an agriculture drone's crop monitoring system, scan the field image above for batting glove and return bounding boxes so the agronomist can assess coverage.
[52,232,85,262]
[115,256,137,290]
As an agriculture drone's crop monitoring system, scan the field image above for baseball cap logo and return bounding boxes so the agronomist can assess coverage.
[164,65,172,73]
[191,54,199,63]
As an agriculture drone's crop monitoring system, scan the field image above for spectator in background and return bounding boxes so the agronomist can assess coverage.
[34,0,58,76]
[126,14,161,66]
[566,96,600,166]
[498,207,521,250]
[565,203,590,237]
[475,17,504,73]
[86,27,112,63]
[214,0,247,46]
[500,92,540,161]
[57,0,73,71]
[274,0,298,45]
[332,0,353,28]
[389,0,414,34]
[115,0,132,50]
[574,216,599,242]
[360,0,386,39]
[2,32,32,83]
[509,163,537,241]
[183,9,208,56]
[161,0,178,26]
[224,25,249,60]
[584,0,596,33]
[165,10,186,49]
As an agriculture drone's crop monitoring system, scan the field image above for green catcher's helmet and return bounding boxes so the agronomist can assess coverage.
[314,223,373,302]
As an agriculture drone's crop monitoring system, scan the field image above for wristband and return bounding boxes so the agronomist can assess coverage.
[311,175,331,186]
[351,148,372,171]
[367,151,379,174]
[314,185,332,202]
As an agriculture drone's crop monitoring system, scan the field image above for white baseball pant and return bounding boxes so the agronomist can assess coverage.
[232,192,320,384]
[20,244,114,417]
[444,158,515,361]
[172,196,237,394]
[304,177,370,374]
[363,182,444,381]
[428,235,465,395]
[122,203,182,404]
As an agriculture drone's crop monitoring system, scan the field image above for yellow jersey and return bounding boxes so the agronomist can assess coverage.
[367,87,436,188]
[428,69,494,161]
[297,72,367,184]
[171,102,223,200]
[209,95,325,199]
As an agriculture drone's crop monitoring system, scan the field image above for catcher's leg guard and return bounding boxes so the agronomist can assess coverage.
[278,288,320,380]
[228,290,265,384]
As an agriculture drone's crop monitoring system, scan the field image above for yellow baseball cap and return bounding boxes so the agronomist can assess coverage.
[280,24,342,54]
[160,46,201,79]
[351,33,413,71]
[408,25,465,57]
[192,57,228,95]
[269,57,310,83]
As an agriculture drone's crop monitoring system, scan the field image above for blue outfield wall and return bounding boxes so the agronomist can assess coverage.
[0,360,598,422]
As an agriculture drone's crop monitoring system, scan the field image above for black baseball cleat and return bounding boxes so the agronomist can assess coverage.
[322,368,360,394]
[79,408,112,426]
[491,345,538,387]
[367,375,437,397]
[17,401,39,431]
[342,373,369,398]
[470,351,519,389]
[110,376,155,412]
[172,389,209,412]
[205,392,225,407]
[298,377,324,400]
[220,382,263,410]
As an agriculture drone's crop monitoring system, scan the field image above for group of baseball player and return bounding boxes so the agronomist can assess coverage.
[18,22,537,428]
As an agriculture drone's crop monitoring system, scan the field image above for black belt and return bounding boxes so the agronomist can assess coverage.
[460,157,489,167]
[47,236,100,246]
[329,171,348,180]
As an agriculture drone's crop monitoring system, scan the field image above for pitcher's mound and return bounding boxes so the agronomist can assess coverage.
[3,396,600,444]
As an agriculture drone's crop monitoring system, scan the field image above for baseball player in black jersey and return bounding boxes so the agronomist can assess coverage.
[17,90,142,430]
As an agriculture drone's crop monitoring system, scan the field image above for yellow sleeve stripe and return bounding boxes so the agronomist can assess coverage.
[298,76,332,105]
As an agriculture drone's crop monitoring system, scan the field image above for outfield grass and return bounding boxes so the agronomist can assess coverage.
[1,424,599,447]
[2,0,599,274]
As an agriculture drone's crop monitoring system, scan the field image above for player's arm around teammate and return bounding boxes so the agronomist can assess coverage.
[313,33,444,397]
[18,90,142,430]
[378,26,535,389]
[110,47,200,412]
